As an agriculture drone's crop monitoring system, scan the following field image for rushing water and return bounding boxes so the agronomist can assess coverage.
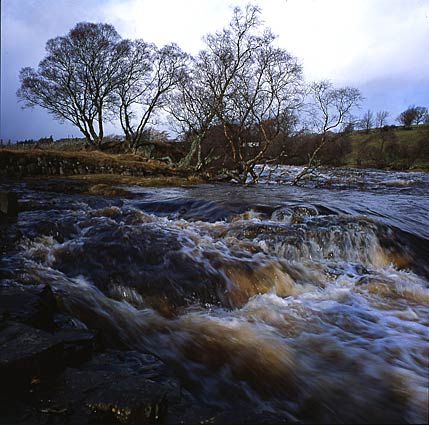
[1,166,428,423]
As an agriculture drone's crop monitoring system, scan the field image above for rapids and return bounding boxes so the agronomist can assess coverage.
[1,166,428,423]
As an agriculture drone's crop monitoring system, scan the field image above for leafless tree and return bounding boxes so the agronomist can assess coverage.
[166,62,219,168]
[414,106,428,125]
[17,23,128,149]
[117,41,188,153]
[218,44,303,184]
[292,80,362,185]
[166,5,266,170]
[375,111,390,128]
[359,109,374,133]
[375,110,390,128]
[167,4,303,181]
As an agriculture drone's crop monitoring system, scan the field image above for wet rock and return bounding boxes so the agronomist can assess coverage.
[376,225,429,278]
[0,191,18,216]
[167,404,291,424]
[26,350,182,425]
[236,223,285,239]
[0,321,64,393]
[51,224,225,313]
[211,409,290,424]
[86,376,169,424]
[33,219,78,243]
[87,184,133,197]
[290,205,319,224]
[56,328,99,367]
[0,284,57,330]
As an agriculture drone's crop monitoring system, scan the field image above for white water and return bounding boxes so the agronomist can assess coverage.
[1,166,429,423]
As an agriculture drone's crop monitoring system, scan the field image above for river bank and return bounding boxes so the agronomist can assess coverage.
[0,149,202,181]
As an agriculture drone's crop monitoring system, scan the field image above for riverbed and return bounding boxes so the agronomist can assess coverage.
[1,166,428,423]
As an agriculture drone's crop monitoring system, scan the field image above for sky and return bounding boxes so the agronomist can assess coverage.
[1,0,428,142]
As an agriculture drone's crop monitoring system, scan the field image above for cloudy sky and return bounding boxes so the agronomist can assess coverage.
[1,0,428,142]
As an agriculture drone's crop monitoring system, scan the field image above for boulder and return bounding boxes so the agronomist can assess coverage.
[26,351,183,424]
[0,284,57,330]
[0,321,64,393]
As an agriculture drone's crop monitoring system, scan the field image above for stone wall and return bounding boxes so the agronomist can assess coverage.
[0,149,188,179]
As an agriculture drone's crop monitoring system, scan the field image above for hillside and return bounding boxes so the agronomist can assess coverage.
[280,124,429,171]
[346,124,429,170]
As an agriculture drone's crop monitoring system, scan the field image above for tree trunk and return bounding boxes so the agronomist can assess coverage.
[178,134,204,169]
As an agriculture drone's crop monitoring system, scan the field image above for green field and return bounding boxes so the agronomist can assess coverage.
[345,124,429,171]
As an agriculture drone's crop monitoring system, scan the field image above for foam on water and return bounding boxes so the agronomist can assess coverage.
[2,170,429,423]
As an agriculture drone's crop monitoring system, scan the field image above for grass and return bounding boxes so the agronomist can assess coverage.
[345,124,429,170]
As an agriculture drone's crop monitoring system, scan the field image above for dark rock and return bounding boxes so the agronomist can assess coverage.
[0,191,18,216]
[0,321,64,393]
[24,179,90,194]
[55,328,98,367]
[27,351,183,425]
[33,219,77,243]
[0,284,57,330]
[86,375,169,424]
[82,351,182,403]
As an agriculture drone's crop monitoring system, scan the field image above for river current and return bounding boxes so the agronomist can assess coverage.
[1,166,428,423]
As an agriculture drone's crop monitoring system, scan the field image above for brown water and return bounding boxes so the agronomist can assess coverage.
[1,166,428,423]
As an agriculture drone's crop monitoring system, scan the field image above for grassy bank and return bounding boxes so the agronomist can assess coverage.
[280,124,429,171]
[346,124,429,170]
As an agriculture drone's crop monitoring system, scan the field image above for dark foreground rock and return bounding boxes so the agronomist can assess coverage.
[0,284,57,330]
[0,321,64,393]
[0,347,185,425]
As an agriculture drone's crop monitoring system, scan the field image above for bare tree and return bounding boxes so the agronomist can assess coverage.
[375,110,390,128]
[168,4,271,170]
[395,105,429,128]
[359,109,374,133]
[166,63,220,168]
[117,41,188,153]
[218,45,303,184]
[397,106,417,128]
[292,80,362,185]
[414,106,428,125]
[17,23,128,149]
[168,4,303,181]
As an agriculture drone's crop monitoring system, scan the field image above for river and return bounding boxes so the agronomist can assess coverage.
[1,166,428,423]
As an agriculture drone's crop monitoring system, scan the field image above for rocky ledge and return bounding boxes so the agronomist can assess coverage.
[0,283,182,425]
